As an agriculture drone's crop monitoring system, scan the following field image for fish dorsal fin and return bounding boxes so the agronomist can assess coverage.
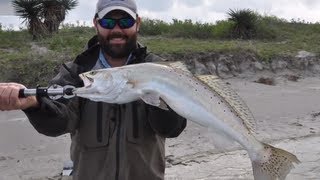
[155,61,192,74]
[167,61,190,73]
[197,75,256,133]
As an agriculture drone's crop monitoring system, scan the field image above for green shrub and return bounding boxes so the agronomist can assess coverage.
[140,18,169,36]
[40,26,95,56]
[227,9,258,39]
[0,52,69,87]
[254,15,287,40]
[212,20,234,39]
[191,22,214,39]
[166,19,214,39]
[0,30,32,49]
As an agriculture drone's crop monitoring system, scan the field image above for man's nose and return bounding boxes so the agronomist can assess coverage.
[111,24,122,32]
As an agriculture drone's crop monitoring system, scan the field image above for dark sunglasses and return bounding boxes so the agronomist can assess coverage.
[98,17,136,29]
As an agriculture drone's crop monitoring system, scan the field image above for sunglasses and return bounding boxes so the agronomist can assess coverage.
[98,17,136,29]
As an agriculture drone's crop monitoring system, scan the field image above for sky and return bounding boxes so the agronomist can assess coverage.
[1,0,320,30]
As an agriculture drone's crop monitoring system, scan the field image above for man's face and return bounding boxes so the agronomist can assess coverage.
[94,10,140,59]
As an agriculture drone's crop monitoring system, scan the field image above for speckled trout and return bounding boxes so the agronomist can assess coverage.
[74,62,300,180]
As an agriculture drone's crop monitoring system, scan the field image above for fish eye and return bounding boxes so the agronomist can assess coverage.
[89,71,96,76]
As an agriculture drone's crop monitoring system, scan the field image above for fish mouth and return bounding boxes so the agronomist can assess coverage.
[74,74,95,95]
[85,77,93,88]
[80,74,94,88]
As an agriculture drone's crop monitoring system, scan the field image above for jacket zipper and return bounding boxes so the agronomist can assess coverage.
[132,102,139,138]
[97,102,102,143]
[115,105,122,180]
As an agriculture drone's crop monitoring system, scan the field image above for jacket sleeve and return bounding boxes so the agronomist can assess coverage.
[23,62,82,137]
[147,105,187,138]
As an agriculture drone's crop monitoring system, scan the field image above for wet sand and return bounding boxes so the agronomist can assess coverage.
[0,76,320,180]
[165,76,320,179]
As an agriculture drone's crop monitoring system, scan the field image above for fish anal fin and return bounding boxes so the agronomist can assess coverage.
[159,99,169,110]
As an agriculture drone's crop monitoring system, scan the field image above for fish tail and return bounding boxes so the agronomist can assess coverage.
[251,143,300,180]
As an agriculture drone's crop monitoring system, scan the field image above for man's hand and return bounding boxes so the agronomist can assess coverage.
[0,83,39,111]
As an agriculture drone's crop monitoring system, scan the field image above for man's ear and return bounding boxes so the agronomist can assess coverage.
[93,18,99,31]
[136,16,141,32]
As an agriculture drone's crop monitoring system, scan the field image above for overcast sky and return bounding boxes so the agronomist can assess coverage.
[1,0,320,30]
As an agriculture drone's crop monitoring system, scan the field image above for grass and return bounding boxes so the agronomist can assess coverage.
[39,27,96,56]
[0,30,32,50]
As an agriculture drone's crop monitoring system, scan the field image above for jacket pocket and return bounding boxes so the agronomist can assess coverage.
[75,146,115,180]
[79,101,115,148]
[126,101,149,144]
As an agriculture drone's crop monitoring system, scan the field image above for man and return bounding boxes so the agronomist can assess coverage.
[0,0,186,179]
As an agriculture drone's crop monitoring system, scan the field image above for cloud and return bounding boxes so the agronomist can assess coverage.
[268,0,320,22]
[177,0,205,8]
[69,0,320,24]
[209,0,272,14]
[65,0,96,22]
[0,0,14,15]
[136,0,173,12]
[1,0,320,29]
[301,0,319,8]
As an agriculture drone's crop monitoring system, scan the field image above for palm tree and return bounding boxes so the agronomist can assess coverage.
[42,0,78,33]
[41,0,60,33]
[12,0,78,37]
[227,9,258,39]
[57,0,78,22]
[12,0,47,39]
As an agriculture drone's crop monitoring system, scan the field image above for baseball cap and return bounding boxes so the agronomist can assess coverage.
[96,0,137,20]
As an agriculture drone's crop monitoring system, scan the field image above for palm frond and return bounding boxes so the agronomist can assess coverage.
[227,9,258,39]
[12,0,42,20]
[58,0,78,10]
[12,0,47,39]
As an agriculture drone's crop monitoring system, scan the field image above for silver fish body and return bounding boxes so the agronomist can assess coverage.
[75,62,300,180]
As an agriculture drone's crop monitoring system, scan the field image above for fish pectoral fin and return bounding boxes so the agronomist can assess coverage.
[158,99,169,110]
[140,92,169,110]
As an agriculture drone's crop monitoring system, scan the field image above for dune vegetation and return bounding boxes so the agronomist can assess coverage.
[1,9,320,86]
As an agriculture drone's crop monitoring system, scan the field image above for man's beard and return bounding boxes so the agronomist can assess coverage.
[98,32,137,59]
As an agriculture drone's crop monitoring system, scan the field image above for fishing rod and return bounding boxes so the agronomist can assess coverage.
[19,85,76,100]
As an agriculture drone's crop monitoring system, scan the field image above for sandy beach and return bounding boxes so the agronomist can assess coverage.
[0,76,319,180]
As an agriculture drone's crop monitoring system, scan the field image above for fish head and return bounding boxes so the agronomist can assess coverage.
[75,69,114,100]
[79,70,107,88]
[74,68,129,102]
